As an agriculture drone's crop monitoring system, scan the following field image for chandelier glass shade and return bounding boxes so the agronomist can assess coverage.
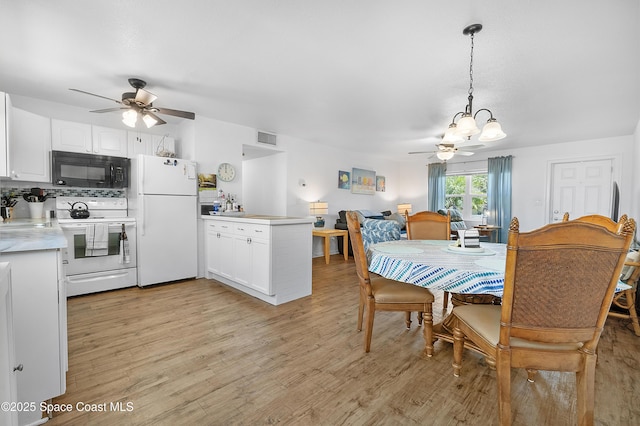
[444,24,506,144]
[122,109,159,129]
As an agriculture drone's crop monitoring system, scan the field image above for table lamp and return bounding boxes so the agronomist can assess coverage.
[309,201,329,228]
[397,203,412,215]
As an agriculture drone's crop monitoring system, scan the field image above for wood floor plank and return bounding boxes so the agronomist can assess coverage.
[47,255,640,425]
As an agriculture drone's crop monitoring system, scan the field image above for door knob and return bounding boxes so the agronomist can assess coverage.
[13,364,23,372]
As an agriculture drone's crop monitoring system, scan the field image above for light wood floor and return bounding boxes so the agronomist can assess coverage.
[48,255,640,425]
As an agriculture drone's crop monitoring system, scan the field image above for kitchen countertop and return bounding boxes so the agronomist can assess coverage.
[201,214,314,225]
[0,219,67,253]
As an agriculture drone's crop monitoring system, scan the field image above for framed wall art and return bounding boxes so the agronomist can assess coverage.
[351,168,376,195]
[338,170,350,189]
[376,175,386,192]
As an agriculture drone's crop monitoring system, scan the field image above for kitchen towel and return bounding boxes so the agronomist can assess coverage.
[85,223,109,256]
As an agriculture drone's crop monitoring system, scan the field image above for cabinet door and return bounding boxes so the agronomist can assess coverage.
[0,264,18,426]
[233,234,252,286]
[9,108,51,182]
[127,131,152,158]
[0,92,8,178]
[92,125,127,157]
[250,237,272,295]
[51,119,92,153]
[206,222,234,279]
[3,251,63,416]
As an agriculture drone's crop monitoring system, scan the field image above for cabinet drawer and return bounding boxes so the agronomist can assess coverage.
[233,223,270,239]
[207,221,233,233]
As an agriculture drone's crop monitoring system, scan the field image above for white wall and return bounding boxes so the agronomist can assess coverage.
[443,135,633,232]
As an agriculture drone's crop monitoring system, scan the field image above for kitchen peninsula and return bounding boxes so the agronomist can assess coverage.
[203,214,313,305]
[0,219,68,425]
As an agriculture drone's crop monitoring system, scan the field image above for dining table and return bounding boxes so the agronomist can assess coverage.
[367,239,631,350]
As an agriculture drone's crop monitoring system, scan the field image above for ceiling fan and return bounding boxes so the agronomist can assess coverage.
[409,143,483,161]
[69,78,195,128]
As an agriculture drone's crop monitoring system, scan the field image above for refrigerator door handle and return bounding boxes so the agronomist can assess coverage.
[140,195,145,236]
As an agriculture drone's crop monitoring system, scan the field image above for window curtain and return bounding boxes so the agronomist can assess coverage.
[427,162,447,211]
[487,156,512,243]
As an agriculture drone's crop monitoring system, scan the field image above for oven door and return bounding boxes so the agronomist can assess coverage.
[59,221,137,275]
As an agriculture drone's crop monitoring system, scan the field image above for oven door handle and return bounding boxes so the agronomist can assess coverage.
[67,271,131,283]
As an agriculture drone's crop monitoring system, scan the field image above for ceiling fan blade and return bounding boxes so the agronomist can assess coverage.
[156,107,195,120]
[456,144,484,150]
[69,88,122,104]
[408,151,437,155]
[457,151,475,156]
[90,107,129,113]
[135,88,157,106]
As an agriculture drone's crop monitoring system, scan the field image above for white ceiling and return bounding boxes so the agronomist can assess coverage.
[1,1,639,161]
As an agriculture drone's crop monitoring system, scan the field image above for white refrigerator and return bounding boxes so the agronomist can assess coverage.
[134,155,198,287]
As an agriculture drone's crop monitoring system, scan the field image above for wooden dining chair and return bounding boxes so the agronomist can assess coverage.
[405,210,452,309]
[562,213,639,335]
[451,215,635,425]
[345,211,435,356]
[608,251,640,336]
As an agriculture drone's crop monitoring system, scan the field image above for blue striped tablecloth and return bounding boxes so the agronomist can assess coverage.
[367,240,630,297]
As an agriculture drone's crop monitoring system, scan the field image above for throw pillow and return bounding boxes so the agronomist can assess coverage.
[384,212,406,229]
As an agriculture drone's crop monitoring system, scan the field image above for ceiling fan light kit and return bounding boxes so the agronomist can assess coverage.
[70,78,195,129]
[442,24,506,147]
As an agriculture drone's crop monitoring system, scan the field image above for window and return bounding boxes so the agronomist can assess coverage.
[445,173,487,218]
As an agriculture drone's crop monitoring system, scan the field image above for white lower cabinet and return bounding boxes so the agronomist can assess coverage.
[2,250,66,425]
[0,263,18,426]
[204,217,311,305]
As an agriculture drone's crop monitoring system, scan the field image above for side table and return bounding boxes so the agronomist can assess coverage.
[312,228,349,264]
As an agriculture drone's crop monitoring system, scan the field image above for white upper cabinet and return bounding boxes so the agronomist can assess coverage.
[8,107,51,182]
[127,131,153,158]
[51,119,92,153]
[52,119,128,158]
[0,92,8,178]
[92,125,127,157]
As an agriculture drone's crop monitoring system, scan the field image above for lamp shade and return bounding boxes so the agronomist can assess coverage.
[442,123,464,143]
[122,109,138,128]
[309,201,328,216]
[455,114,480,137]
[397,203,412,214]
[478,119,506,142]
[436,151,455,161]
[142,113,158,128]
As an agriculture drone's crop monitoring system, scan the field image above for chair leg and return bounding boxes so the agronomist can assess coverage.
[405,311,412,329]
[526,369,538,383]
[626,290,640,336]
[422,305,433,357]
[357,290,365,332]
[496,347,512,426]
[452,326,464,377]
[576,353,597,426]
[364,297,375,353]
[443,291,449,309]
[418,311,423,326]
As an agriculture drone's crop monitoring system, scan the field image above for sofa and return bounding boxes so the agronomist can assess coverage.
[335,210,406,256]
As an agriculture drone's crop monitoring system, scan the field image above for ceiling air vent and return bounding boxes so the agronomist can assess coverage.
[257,131,277,146]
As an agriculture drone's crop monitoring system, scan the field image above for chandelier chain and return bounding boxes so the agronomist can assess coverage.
[468,32,475,97]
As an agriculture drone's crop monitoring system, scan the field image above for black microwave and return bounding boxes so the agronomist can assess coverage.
[52,151,130,188]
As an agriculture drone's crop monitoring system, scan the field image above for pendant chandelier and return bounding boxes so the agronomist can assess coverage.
[442,24,506,144]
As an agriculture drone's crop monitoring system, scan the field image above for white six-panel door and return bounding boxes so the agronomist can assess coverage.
[549,159,613,222]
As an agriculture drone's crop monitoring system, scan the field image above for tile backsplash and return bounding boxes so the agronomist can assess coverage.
[1,185,126,218]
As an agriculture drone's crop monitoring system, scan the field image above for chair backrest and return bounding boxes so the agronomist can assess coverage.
[500,216,635,350]
[346,211,372,289]
[562,212,628,234]
[406,210,450,240]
